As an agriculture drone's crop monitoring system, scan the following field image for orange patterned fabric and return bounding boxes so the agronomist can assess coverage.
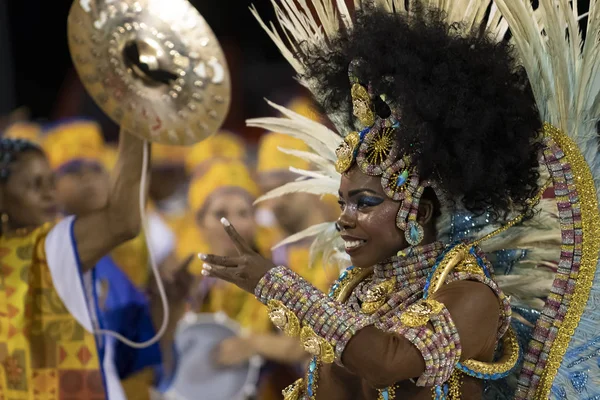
[0,224,104,399]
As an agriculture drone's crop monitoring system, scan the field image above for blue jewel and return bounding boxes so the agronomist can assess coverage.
[410,224,421,242]
[396,170,409,187]
[381,388,389,400]
[570,370,588,393]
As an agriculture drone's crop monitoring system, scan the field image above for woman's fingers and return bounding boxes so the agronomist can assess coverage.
[220,218,254,254]
[202,263,235,283]
[198,253,241,267]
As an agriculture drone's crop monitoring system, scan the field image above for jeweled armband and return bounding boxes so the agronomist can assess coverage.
[378,299,462,387]
[255,266,372,364]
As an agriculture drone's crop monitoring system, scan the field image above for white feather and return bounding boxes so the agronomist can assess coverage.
[279,148,340,178]
[254,178,340,205]
[272,222,332,249]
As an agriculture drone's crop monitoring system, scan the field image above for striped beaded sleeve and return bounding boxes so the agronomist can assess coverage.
[254,266,372,364]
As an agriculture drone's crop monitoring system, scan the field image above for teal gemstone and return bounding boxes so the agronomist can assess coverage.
[396,170,409,186]
[410,225,421,242]
[381,389,389,400]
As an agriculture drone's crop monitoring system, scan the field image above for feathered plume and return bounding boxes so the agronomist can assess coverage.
[493,0,600,199]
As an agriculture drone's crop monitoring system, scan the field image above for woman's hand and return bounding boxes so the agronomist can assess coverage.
[214,336,255,367]
[199,218,276,293]
[147,254,196,303]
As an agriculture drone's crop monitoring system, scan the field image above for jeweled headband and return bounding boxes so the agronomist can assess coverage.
[335,59,436,246]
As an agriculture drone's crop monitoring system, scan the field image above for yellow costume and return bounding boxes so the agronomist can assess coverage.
[184,130,246,175]
[181,159,272,333]
[0,222,105,399]
[42,120,154,288]
[3,122,42,144]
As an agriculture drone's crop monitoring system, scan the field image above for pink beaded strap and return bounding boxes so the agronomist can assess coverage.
[255,266,372,363]
[377,299,462,387]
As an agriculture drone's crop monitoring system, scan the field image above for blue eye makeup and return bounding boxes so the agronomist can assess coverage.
[357,195,384,208]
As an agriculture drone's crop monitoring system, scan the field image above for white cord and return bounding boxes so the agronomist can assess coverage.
[94,140,170,348]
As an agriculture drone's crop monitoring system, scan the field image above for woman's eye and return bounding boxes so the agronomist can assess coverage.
[357,196,384,209]
[337,200,346,210]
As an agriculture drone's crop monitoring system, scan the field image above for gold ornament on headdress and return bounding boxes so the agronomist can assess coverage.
[364,127,395,166]
[335,131,361,173]
[351,83,375,127]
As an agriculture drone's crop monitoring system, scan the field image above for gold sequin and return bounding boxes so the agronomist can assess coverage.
[532,124,600,399]
[454,254,482,275]
[447,370,463,400]
[300,326,335,364]
[351,83,375,126]
[335,131,361,173]
[400,299,444,327]
[267,300,300,337]
[361,279,395,314]
[282,378,303,400]
[365,127,395,166]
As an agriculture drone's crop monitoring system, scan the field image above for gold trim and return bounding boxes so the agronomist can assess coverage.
[267,300,300,337]
[429,243,469,294]
[300,326,335,364]
[335,131,361,173]
[534,124,600,398]
[461,327,520,376]
[400,299,444,327]
[282,378,303,400]
[361,279,395,314]
[334,267,374,303]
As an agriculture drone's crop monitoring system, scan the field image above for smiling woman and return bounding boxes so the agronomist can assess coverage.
[200,7,538,398]
[199,0,600,399]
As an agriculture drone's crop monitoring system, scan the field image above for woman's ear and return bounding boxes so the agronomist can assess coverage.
[417,198,434,226]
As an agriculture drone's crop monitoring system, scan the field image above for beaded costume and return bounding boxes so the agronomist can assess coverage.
[246,0,600,399]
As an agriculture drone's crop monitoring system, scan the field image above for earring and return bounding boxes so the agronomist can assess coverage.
[404,220,424,246]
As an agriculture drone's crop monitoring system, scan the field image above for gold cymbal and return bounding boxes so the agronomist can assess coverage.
[67,0,231,145]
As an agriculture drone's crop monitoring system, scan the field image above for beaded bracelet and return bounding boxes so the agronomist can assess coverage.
[255,266,372,364]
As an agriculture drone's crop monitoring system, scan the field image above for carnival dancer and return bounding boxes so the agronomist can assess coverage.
[0,125,146,399]
[199,1,600,398]
[41,119,194,399]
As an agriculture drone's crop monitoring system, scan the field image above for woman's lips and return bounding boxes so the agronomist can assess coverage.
[342,236,367,254]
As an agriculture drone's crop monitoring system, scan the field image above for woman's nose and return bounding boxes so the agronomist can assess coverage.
[337,207,356,231]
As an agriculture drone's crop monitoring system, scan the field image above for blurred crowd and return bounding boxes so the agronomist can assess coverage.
[0,95,340,400]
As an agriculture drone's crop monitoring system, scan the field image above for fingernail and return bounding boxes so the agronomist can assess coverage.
[201,269,210,276]
[203,263,212,271]
[220,217,231,227]
[198,253,207,261]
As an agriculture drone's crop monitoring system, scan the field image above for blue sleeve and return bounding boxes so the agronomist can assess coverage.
[95,256,163,379]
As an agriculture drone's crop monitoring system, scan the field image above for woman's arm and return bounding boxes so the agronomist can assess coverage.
[341,280,499,388]
[255,267,500,389]
[73,129,148,271]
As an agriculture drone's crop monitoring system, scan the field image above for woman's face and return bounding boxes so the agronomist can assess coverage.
[56,162,110,215]
[198,188,257,256]
[1,151,58,229]
[337,166,408,268]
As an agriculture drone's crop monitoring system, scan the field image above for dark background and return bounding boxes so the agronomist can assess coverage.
[0,0,302,141]
[0,0,591,142]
